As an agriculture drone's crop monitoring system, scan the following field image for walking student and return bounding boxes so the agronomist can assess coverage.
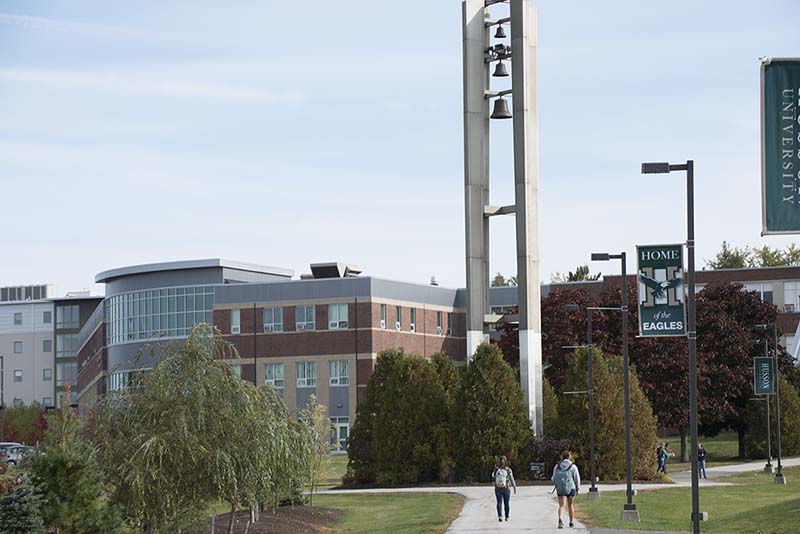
[552,450,580,529]
[491,455,517,522]
[656,443,665,473]
[698,443,707,479]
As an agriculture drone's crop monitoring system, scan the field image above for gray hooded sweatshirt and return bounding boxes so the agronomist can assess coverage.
[551,459,581,493]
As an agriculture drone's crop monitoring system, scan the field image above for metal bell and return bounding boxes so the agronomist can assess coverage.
[494,24,507,39]
[490,97,512,119]
[493,60,509,77]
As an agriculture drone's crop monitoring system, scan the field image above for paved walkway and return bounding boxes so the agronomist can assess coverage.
[319,457,799,533]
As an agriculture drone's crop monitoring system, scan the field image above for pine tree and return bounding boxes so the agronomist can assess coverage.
[0,463,45,534]
[29,399,124,534]
[453,343,533,481]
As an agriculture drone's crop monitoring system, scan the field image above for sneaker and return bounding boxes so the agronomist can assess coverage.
[569,522,574,528]
[498,517,503,523]
[558,519,564,529]
[505,517,509,521]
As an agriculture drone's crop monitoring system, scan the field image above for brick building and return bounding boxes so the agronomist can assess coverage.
[76,259,800,448]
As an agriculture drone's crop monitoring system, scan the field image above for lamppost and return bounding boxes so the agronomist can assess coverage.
[590,252,637,521]
[641,160,704,534]
[565,304,623,500]
[754,323,786,484]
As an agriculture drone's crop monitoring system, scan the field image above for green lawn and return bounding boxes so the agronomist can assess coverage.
[658,431,741,472]
[314,493,464,534]
[577,467,799,534]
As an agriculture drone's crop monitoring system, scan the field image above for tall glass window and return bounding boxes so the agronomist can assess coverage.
[264,307,283,332]
[329,360,349,385]
[297,361,316,387]
[409,308,416,332]
[446,312,453,336]
[264,363,284,387]
[105,286,215,346]
[380,304,387,329]
[296,306,315,331]
[328,304,348,329]
[437,311,443,335]
[231,309,241,334]
[56,334,79,358]
[56,362,77,386]
[395,306,402,330]
[56,305,80,329]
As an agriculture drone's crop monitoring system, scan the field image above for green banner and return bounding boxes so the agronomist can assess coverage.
[637,244,686,337]
[754,356,776,395]
[762,59,800,234]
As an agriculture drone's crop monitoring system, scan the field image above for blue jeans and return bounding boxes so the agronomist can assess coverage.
[699,459,707,479]
[657,459,666,473]
[495,487,510,518]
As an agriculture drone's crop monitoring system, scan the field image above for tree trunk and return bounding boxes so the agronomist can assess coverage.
[737,425,747,458]
[227,503,236,534]
[679,428,688,463]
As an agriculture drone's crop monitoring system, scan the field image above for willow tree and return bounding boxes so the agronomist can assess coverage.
[93,324,311,534]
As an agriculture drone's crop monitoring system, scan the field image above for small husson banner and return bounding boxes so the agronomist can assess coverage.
[761,58,800,234]
[637,244,686,337]
[754,356,776,395]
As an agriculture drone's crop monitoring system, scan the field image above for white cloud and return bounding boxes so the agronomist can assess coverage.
[0,12,160,41]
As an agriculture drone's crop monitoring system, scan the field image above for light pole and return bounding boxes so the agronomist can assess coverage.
[590,252,637,521]
[642,160,704,533]
[565,304,623,500]
[755,323,786,483]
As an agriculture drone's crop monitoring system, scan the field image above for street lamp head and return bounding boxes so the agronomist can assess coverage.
[753,324,769,333]
[565,304,581,312]
[641,162,671,174]
[591,253,610,262]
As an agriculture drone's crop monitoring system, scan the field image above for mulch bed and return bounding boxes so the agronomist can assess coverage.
[206,506,342,534]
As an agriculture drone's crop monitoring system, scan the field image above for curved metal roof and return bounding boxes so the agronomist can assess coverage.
[95,258,293,284]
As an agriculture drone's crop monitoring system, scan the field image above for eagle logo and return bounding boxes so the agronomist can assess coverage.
[639,272,682,300]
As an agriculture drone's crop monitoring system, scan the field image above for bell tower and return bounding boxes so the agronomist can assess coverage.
[462,0,543,435]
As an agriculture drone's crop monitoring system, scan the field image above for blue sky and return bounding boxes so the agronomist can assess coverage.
[1,1,798,294]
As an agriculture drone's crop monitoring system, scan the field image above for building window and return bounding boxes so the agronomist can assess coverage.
[437,311,443,335]
[13,341,22,354]
[297,361,317,387]
[13,313,22,326]
[380,304,387,329]
[231,363,241,378]
[43,339,52,353]
[296,306,316,331]
[784,281,800,312]
[13,398,23,408]
[43,311,52,324]
[56,362,78,386]
[745,282,773,305]
[107,368,151,391]
[395,306,402,330]
[264,307,283,332]
[329,360,349,386]
[13,370,22,383]
[409,309,416,332]
[56,305,80,329]
[104,286,215,346]
[230,309,241,334]
[56,334,79,358]
[43,368,52,381]
[42,397,52,407]
[264,363,284,388]
[330,417,350,450]
[328,304,348,329]
[447,312,452,336]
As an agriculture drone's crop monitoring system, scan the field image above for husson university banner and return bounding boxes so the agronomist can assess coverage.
[637,244,686,337]
[762,58,800,234]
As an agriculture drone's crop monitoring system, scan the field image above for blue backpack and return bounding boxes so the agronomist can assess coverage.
[554,462,575,495]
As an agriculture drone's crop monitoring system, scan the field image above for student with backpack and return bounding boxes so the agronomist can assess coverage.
[552,450,580,529]
[491,455,517,522]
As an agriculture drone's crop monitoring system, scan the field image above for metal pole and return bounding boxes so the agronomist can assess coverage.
[587,308,599,498]
[252,302,257,386]
[765,394,773,469]
[773,324,784,482]
[686,160,701,534]
[620,252,636,517]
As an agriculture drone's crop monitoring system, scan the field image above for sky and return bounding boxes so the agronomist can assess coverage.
[1,0,799,295]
